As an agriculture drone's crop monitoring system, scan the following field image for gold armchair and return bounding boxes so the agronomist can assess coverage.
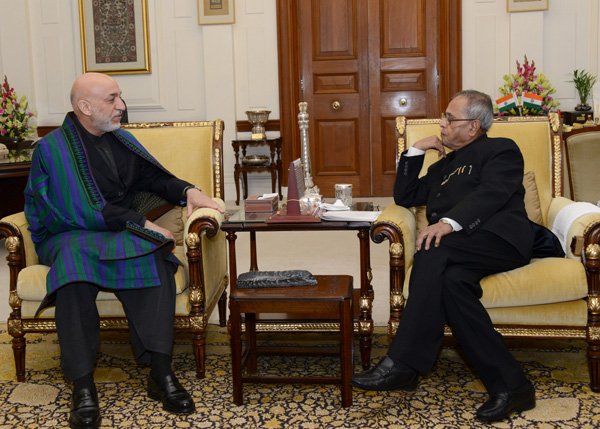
[0,120,228,381]
[564,130,600,204]
[371,114,600,391]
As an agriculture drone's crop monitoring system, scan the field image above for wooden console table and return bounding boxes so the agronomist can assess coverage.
[232,138,283,205]
[222,204,376,370]
[0,162,31,218]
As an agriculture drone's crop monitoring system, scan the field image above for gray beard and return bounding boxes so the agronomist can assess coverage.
[93,117,121,133]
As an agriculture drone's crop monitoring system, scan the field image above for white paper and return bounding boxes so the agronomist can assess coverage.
[319,199,350,211]
[258,193,279,199]
[321,211,382,222]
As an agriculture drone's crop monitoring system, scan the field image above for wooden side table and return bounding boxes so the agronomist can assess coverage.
[232,138,282,205]
[229,275,354,407]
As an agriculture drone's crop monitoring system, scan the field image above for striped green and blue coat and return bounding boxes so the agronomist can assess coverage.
[24,114,181,302]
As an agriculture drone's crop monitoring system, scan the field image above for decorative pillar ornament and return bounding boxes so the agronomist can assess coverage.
[297,102,321,204]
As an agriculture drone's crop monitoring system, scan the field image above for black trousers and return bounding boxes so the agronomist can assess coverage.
[54,254,177,382]
[388,229,531,394]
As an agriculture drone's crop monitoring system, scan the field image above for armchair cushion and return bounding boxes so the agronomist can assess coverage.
[404,257,587,308]
[487,300,587,326]
[154,207,185,246]
[523,171,544,225]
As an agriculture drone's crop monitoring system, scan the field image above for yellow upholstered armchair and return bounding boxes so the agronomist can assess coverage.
[564,130,600,204]
[370,114,600,391]
[0,120,228,381]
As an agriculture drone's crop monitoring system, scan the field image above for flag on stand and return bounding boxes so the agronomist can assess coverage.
[496,93,518,113]
[522,92,544,111]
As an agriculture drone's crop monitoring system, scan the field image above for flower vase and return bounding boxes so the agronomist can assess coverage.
[574,103,592,112]
[0,136,34,150]
[0,137,36,162]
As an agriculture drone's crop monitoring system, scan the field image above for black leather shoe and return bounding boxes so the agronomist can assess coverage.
[351,356,419,391]
[148,373,195,414]
[476,381,536,422]
[69,387,101,429]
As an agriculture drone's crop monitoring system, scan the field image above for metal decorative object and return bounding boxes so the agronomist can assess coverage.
[297,102,321,204]
[242,155,270,166]
[245,110,271,140]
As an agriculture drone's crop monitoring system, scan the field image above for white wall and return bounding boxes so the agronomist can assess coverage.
[462,0,599,111]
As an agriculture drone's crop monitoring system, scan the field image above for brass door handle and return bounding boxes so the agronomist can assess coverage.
[400,98,408,107]
[332,101,341,110]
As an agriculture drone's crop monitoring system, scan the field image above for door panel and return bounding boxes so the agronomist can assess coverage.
[279,0,461,197]
[300,0,371,196]
[381,0,426,55]
[370,0,440,195]
[316,120,359,175]
[312,0,356,59]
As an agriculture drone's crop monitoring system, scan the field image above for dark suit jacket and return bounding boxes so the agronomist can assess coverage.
[394,133,533,257]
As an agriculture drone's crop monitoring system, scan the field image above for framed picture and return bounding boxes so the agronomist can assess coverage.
[507,0,549,13]
[78,0,151,75]
[198,0,235,25]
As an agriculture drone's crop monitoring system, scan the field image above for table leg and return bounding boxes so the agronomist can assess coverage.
[340,293,353,407]
[229,298,244,405]
[277,168,283,200]
[226,231,238,292]
[357,228,373,370]
[242,171,249,201]
[234,169,241,206]
[249,231,259,271]
[270,170,277,195]
[245,312,257,373]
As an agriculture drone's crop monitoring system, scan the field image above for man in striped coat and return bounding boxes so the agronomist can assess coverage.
[25,73,223,429]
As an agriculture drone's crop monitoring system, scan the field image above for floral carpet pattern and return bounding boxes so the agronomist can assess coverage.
[1,325,599,428]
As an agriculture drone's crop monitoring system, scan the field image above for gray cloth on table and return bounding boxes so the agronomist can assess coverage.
[237,270,317,289]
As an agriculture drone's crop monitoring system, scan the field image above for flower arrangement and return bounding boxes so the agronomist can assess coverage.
[497,56,560,116]
[0,75,37,140]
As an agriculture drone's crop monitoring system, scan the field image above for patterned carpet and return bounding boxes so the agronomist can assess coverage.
[0,325,599,428]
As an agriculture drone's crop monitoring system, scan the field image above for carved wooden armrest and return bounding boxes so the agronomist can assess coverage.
[370,203,416,337]
[0,220,26,332]
[0,220,26,287]
[182,198,226,330]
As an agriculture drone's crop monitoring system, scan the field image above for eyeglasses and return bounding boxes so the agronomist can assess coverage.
[441,112,477,124]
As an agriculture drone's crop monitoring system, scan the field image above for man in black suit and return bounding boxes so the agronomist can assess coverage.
[351,90,536,422]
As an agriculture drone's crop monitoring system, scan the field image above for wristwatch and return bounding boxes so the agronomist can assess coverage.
[184,185,201,195]
[439,218,453,231]
[181,185,201,205]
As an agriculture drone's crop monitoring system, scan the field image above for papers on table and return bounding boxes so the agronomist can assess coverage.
[320,210,381,222]
[319,199,350,211]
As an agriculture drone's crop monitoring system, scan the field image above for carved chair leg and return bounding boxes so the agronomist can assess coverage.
[193,332,206,379]
[12,336,26,382]
[218,289,228,327]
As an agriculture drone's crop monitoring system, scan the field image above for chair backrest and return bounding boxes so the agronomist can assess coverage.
[395,114,563,226]
[565,131,600,204]
[122,120,225,200]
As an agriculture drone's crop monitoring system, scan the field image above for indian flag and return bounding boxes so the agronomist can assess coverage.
[496,93,518,113]
[522,92,544,111]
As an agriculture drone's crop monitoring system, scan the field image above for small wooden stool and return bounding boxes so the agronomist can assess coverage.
[229,275,354,407]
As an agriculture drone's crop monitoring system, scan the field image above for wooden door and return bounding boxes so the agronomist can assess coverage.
[298,1,371,196]
[369,0,441,194]
[277,1,461,197]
